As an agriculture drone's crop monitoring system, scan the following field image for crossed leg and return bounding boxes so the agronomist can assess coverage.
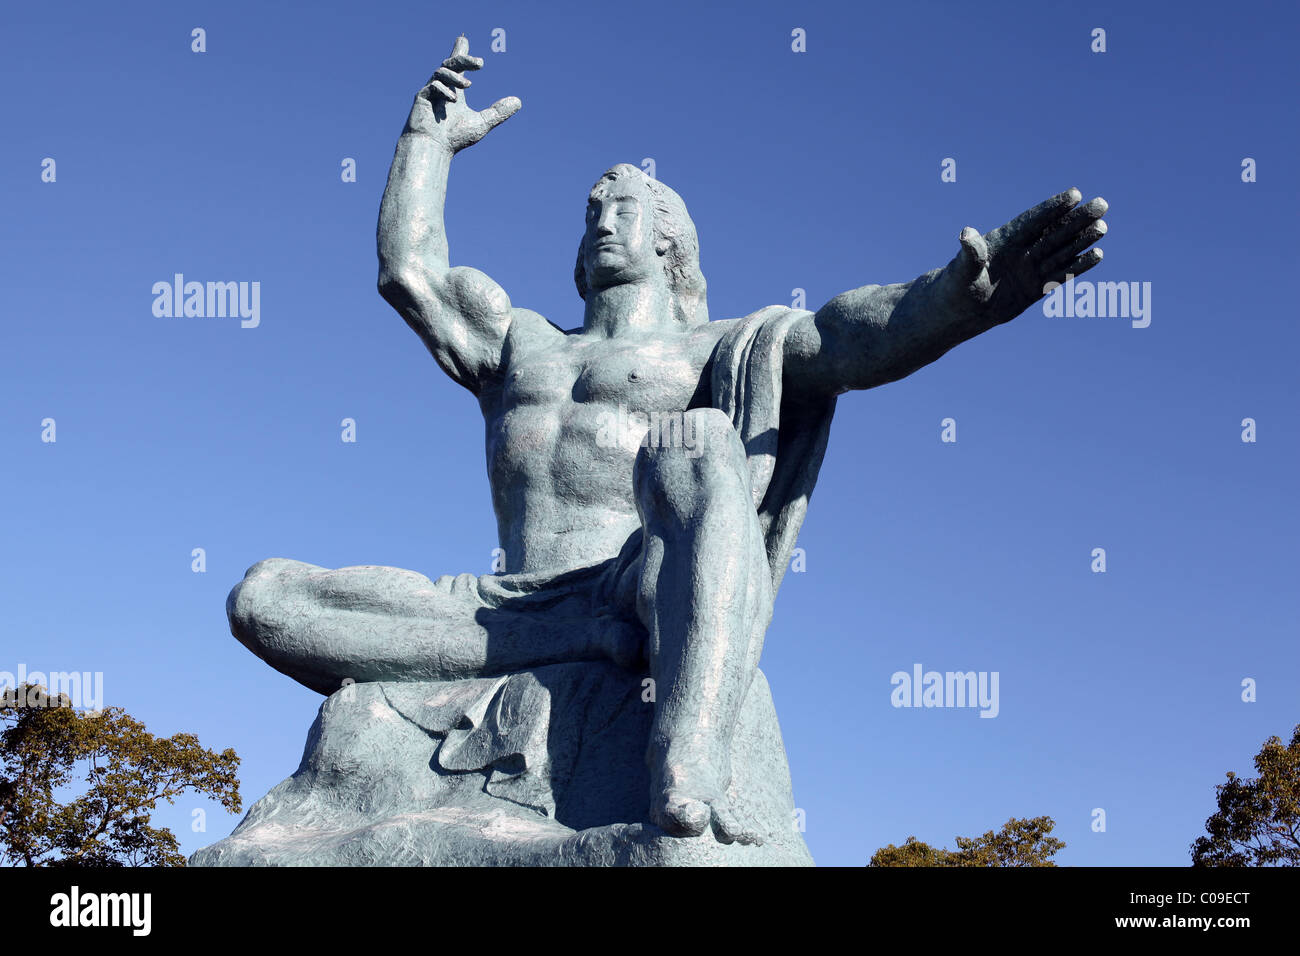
[226,560,638,696]
[226,407,774,847]
[632,407,774,845]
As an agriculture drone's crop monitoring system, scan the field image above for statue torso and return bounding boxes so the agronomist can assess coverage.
[480,316,732,573]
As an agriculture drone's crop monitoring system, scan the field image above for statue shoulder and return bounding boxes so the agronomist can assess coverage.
[498,307,568,365]
[692,307,810,356]
[690,316,738,346]
[506,307,567,342]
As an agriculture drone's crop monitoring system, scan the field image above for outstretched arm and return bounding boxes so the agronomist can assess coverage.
[783,188,1107,395]
[377,36,522,393]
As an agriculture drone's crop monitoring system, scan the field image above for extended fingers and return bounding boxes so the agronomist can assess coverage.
[1035,195,1106,253]
[428,66,472,103]
[1042,248,1103,288]
[991,187,1083,252]
[1041,219,1107,275]
[428,80,458,102]
[444,35,484,73]
[426,37,492,106]
[435,67,471,90]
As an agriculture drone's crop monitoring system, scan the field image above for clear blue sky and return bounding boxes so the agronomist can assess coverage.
[2,0,1296,866]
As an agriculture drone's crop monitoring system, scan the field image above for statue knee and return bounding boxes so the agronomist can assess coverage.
[226,558,311,653]
[634,408,749,523]
[681,408,745,462]
[227,573,268,653]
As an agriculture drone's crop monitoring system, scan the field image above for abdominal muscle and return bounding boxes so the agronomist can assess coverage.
[484,322,720,575]
[487,397,651,574]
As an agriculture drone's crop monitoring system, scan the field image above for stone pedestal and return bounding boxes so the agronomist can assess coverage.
[191,662,812,866]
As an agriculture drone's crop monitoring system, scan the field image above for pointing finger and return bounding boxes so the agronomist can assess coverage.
[445,36,483,73]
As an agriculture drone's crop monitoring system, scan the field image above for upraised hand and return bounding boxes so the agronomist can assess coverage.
[939,188,1108,327]
[408,35,521,152]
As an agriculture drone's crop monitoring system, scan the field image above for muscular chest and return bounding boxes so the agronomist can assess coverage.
[502,338,706,412]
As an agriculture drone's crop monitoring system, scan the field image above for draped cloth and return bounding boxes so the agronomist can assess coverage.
[381,305,838,809]
[709,304,838,596]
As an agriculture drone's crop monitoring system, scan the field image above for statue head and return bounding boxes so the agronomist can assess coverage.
[574,164,709,326]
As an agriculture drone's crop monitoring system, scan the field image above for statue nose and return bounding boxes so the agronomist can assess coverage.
[596,207,621,234]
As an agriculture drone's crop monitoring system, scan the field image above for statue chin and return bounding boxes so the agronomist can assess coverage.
[586,260,648,288]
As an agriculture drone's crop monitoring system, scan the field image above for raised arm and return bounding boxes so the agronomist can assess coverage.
[377,36,522,394]
[783,188,1108,396]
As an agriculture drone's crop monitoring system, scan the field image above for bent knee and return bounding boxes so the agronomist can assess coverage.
[636,407,744,469]
[649,407,739,459]
[227,572,269,649]
[227,558,316,648]
[634,409,750,521]
[240,556,320,582]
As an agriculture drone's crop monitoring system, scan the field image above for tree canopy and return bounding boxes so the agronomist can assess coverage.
[1191,724,1300,867]
[0,683,241,866]
[870,815,1065,867]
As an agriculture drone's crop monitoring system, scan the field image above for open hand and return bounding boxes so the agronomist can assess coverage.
[409,35,521,152]
[940,188,1108,327]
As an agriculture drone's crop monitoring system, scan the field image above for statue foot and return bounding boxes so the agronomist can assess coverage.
[649,745,763,846]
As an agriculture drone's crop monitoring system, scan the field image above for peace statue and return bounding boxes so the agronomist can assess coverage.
[194,37,1106,866]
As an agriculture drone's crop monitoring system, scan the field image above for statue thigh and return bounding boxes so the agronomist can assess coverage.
[630,407,773,670]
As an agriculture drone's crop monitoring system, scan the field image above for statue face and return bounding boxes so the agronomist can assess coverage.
[582,176,661,291]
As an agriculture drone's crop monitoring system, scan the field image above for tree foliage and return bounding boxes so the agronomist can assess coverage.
[1191,724,1300,867]
[870,815,1065,867]
[0,684,241,866]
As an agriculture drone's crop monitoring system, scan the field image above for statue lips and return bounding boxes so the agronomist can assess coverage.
[590,242,627,270]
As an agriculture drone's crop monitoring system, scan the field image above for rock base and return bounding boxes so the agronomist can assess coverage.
[191,662,812,867]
